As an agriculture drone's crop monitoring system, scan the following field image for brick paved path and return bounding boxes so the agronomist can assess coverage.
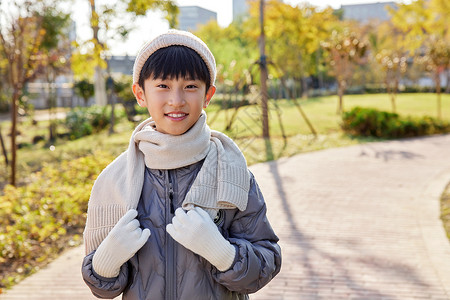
[1,134,450,299]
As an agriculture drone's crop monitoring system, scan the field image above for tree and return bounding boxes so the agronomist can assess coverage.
[74,79,95,107]
[418,37,450,119]
[84,0,178,106]
[376,50,407,113]
[389,0,450,118]
[250,0,326,135]
[195,21,255,129]
[70,48,98,81]
[89,0,108,106]
[195,21,256,93]
[0,0,59,185]
[430,0,450,93]
[369,21,408,113]
[388,0,431,53]
[420,0,450,118]
[39,7,71,142]
[257,0,269,140]
[321,27,368,114]
[252,1,336,99]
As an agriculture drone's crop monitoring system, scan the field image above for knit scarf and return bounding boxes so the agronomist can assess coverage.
[83,111,250,254]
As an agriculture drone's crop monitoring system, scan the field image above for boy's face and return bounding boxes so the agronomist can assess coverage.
[132,77,215,135]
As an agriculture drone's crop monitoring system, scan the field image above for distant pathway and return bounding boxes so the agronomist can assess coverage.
[1,134,450,299]
[0,110,66,123]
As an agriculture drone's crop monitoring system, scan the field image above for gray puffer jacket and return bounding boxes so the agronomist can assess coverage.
[82,160,282,300]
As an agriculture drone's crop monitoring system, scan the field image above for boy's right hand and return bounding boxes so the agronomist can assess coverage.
[92,209,150,278]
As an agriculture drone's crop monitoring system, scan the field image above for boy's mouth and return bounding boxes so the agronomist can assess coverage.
[166,113,187,118]
[165,112,188,120]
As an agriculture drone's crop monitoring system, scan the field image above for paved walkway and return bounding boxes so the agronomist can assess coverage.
[1,134,450,299]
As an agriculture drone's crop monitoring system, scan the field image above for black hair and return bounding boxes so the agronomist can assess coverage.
[138,45,211,92]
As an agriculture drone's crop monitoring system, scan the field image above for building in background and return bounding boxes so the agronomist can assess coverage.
[232,0,249,22]
[108,55,135,77]
[341,2,397,23]
[178,6,217,32]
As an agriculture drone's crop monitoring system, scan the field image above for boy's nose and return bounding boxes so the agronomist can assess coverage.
[168,90,186,106]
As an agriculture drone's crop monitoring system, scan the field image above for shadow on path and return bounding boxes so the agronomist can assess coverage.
[359,144,425,161]
[267,160,431,299]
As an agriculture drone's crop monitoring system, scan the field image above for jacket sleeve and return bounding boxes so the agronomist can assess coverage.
[81,251,129,299]
[213,172,282,294]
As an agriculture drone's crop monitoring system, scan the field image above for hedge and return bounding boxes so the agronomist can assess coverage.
[65,106,112,139]
[341,107,450,138]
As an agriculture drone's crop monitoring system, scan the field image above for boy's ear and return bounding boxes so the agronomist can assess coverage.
[203,85,216,108]
[132,83,146,107]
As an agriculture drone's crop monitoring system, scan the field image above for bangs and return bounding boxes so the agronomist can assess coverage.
[139,45,210,90]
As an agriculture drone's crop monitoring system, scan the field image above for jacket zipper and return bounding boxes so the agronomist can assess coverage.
[169,180,175,214]
[165,170,176,300]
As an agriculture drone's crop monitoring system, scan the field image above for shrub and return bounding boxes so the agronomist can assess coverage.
[65,106,111,139]
[341,107,450,139]
[0,152,114,288]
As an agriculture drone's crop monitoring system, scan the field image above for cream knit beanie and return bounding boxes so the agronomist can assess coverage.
[132,29,216,86]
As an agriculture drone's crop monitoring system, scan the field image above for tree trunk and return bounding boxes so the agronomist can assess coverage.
[259,0,270,139]
[109,92,116,135]
[385,76,395,113]
[390,94,397,114]
[445,69,450,94]
[0,125,8,166]
[49,94,56,142]
[47,68,56,142]
[301,76,309,100]
[10,88,19,186]
[391,77,398,114]
[337,80,345,115]
[90,0,107,106]
[94,66,107,105]
[436,70,442,119]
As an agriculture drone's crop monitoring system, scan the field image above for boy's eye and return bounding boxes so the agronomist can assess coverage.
[157,84,168,88]
[186,84,197,89]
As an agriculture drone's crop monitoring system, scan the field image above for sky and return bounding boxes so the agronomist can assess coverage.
[70,0,405,56]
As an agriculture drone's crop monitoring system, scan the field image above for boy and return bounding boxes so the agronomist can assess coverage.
[82,29,281,300]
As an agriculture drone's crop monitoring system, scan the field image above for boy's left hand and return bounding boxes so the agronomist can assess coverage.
[167,207,236,272]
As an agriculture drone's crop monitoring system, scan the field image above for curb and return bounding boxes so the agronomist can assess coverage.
[416,167,450,297]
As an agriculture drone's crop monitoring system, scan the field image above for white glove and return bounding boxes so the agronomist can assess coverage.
[92,209,151,278]
[166,207,236,272]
